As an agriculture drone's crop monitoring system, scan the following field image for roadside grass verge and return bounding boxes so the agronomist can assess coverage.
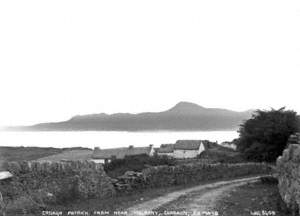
[215,178,292,216]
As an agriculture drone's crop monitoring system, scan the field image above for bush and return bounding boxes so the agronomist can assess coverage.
[198,149,244,163]
[237,108,299,162]
[104,154,176,178]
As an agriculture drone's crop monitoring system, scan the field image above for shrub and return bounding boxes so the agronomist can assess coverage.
[198,149,244,163]
[104,154,176,178]
[237,108,299,162]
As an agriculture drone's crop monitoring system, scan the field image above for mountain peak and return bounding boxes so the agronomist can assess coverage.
[168,101,205,113]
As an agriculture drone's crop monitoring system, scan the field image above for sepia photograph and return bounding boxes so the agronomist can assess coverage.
[0,0,299,215]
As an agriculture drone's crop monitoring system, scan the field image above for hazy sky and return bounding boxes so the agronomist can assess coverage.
[0,0,299,127]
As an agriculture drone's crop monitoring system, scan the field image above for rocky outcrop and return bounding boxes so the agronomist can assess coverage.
[111,171,146,192]
[277,141,300,215]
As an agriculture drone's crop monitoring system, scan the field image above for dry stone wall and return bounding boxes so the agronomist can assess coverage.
[142,162,272,188]
[277,143,300,215]
[111,162,272,193]
[0,161,115,205]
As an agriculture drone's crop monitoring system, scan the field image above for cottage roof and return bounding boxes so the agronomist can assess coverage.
[92,145,153,159]
[157,144,174,153]
[174,140,203,150]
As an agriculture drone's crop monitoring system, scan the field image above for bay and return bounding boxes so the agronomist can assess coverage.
[0,131,238,149]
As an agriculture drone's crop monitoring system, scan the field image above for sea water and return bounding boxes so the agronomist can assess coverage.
[0,131,238,149]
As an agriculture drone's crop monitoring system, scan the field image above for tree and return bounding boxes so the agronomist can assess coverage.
[237,107,299,162]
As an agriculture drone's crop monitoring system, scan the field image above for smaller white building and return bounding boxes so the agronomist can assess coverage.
[220,141,237,150]
[91,144,155,164]
[156,144,174,157]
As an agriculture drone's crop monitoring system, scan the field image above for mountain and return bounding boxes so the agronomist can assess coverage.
[9,102,254,131]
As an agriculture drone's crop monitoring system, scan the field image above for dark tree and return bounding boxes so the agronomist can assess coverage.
[237,107,299,162]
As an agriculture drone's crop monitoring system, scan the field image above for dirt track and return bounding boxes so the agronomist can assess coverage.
[126,176,263,216]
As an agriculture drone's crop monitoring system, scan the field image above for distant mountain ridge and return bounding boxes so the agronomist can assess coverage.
[9,102,254,131]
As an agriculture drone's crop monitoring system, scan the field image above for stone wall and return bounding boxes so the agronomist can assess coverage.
[277,143,300,215]
[142,162,272,188]
[112,162,272,193]
[0,161,115,206]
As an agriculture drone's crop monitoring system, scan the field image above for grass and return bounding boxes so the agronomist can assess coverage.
[215,179,292,216]
[0,146,92,163]
[0,146,63,162]
[36,149,93,162]
[198,148,244,163]
[0,146,92,172]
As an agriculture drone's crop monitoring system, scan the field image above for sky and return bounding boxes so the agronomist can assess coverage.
[0,0,299,127]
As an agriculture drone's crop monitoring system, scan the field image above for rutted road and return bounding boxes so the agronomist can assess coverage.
[126,176,264,216]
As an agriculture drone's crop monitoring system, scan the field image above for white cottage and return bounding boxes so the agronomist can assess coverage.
[157,140,206,159]
[173,140,205,159]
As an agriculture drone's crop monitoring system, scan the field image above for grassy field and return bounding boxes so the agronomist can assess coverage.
[37,149,93,162]
[0,146,63,162]
[0,146,92,165]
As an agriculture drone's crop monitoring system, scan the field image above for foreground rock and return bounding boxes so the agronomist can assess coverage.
[277,140,300,215]
[112,171,146,192]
